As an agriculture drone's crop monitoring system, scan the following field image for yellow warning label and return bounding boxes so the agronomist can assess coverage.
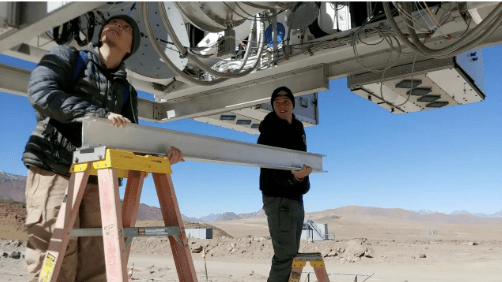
[38,253,56,282]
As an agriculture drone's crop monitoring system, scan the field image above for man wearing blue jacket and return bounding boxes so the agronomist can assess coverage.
[258,86,313,282]
[22,15,182,281]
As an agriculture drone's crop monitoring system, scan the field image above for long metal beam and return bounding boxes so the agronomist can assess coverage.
[0,2,103,53]
[0,63,31,96]
[0,62,162,123]
[81,118,325,173]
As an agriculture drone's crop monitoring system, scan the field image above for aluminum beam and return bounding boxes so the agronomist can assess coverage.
[0,62,160,120]
[4,43,51,64]
[71,226,180,238]
[81,118,325,173]
[0,63,31,96]
[0,2,103,53]
[158,65,328,121]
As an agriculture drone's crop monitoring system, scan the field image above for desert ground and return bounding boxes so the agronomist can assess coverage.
[1,204,502,282]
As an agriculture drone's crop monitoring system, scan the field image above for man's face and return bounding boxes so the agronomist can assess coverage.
[273,93,293,122]
[101,19,133,54]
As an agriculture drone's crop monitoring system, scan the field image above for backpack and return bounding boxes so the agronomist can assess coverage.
[72,50,130,102]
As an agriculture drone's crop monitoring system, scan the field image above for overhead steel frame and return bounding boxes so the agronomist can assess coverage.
[0,2,103,53]
[2,2,502,121]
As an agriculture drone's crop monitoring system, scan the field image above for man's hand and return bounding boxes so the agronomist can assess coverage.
[291,164,313,181]
[167,146,184,165]
[108,112,131,127]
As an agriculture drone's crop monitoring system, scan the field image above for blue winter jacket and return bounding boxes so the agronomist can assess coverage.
[22,43,138,176]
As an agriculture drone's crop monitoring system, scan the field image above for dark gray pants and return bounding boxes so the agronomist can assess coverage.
[263,195,304,282]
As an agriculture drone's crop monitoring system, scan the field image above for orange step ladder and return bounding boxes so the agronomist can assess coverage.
[288,253,330,282]
[38,148,198,282]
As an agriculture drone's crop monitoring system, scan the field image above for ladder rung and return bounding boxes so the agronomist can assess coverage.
[71,226,180,237]
[293,252,323,260]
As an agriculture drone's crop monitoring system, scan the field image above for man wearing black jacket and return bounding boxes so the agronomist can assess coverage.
[22,15,182,282]
[258,86,313,282]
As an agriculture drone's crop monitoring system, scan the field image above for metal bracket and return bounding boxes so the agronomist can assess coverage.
[73,146,107,164]
[71,226,181,238]
[153,78,185,94]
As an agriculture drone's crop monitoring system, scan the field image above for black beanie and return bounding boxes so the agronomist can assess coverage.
[271,86,295,110]
[98,15,141,61]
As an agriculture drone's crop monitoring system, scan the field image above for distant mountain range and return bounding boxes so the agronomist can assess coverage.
[0,170,26,203]
[1,170,501,222]
[0,170,264,222]
[412,208,502,218]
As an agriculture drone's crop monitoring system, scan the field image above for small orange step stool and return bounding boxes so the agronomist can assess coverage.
[288,253,330,282]
[38,148,198,282]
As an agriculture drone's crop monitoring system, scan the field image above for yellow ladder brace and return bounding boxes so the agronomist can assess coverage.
[70,148,172,177]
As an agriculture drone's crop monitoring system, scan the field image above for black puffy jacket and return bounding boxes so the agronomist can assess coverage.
[257,112,310,201]
[22,44,138,176]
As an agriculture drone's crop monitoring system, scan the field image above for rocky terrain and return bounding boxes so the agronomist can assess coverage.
[1,170,501,281]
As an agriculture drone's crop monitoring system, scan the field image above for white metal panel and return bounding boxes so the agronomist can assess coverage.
[455,49,487,94]
[319,2,351,33]
[193,93,318,135]
[352,88,406,114]
[193,113,262,135]
[185,228,212,239]
[427,69,485,104]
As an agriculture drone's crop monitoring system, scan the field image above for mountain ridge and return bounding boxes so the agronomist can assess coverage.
[1,170,501,222]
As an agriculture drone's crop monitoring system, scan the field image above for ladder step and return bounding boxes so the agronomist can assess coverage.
[71,226,180,237]
[289,252,330,282]
[293,252,324,260]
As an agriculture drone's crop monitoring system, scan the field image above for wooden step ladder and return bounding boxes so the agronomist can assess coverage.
[288,253,330,282]
[38,148,198,282]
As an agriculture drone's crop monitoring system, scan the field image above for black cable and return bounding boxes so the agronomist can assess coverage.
[235,2,256,18]
[53,20,75,45]
[38,33,55,48]
[94,10,107,25]
[44,31,54,41]
[72,12,96,47]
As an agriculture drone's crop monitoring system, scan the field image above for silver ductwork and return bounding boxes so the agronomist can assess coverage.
[175,2,292,32]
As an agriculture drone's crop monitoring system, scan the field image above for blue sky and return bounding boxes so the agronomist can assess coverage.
[1,45,502,218]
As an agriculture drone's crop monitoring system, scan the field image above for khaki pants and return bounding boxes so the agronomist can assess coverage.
[25,167,106,282]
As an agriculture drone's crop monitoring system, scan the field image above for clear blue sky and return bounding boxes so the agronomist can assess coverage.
[1,46,502,218]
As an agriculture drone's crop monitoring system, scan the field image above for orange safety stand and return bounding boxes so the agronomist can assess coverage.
[38,148,198,282]
[288,253,330,282]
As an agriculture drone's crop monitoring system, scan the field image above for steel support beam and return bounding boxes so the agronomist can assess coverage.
[0,62,160,120]
[158,65,329,121]
[3,43,50,63]
[3,3,502,121]
[0,63,31,96]
[0,2,103,53]
[81,118,325,172]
